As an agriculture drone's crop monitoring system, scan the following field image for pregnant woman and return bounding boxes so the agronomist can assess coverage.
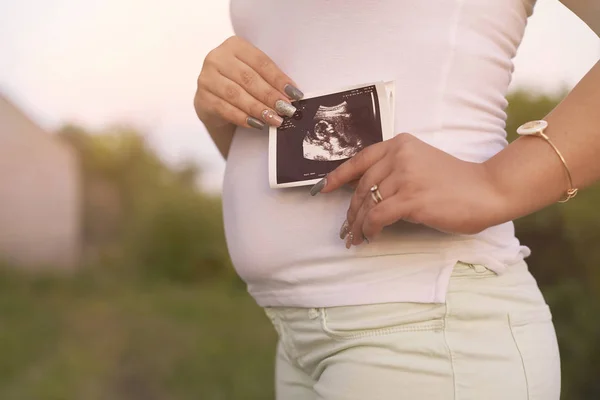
[194,1,600,399]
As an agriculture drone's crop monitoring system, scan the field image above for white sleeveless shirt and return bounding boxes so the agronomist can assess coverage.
[223,0,535,307]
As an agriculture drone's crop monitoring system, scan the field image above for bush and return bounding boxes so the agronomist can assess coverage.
[544,281,600,399]
[127,190,231,283]
[58,125,234,284]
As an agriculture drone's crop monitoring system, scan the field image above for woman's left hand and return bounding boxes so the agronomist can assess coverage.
[314,133,508,247]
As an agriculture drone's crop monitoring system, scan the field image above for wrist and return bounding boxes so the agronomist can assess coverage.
[201,117,235,133]
[481,145,565,225]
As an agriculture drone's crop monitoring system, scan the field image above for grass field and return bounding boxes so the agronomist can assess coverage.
[0,268,277,400]
[0,265,598,399]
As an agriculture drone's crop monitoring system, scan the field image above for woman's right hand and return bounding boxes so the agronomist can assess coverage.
[194,36,304,131]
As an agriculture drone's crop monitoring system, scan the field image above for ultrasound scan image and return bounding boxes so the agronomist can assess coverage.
[273,84,385,186]
[303,101,364,161]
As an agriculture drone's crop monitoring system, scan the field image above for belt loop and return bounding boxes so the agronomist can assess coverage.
[308,308,320,320]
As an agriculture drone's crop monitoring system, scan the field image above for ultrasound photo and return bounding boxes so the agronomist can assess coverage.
[304,102,362,161]
[269,81,394,188]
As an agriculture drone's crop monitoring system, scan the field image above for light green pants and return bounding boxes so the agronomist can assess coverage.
[264,261,560,400]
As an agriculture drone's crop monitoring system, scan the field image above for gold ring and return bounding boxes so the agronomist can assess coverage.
[370,184,384,204]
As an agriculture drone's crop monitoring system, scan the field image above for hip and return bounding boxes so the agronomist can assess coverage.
[265,261,560,399]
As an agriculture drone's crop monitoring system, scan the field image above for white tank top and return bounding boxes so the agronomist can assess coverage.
[223,0,535,307]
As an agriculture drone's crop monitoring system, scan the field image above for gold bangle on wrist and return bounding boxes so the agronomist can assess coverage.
[516,120,578,203]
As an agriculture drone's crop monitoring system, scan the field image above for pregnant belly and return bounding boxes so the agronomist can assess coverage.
[222,127,354,281]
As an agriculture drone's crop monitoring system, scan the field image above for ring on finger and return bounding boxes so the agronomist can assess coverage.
[370,184,384,204]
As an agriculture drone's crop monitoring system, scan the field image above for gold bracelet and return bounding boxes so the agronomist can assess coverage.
[516,120,578,203]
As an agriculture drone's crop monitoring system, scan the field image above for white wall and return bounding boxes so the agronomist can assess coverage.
[0,94,81,269]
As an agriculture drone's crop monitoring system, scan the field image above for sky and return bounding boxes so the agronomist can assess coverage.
[0,0,598,191]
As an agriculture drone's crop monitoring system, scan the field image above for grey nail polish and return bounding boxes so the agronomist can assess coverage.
[284,84,304,101]
[275,100,296,117]
[310,177,327,196]
[339,220,349,240]
[247,116,266,130]
[362,234,370,244]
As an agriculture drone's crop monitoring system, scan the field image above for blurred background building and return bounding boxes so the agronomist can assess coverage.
[0,92,81,269]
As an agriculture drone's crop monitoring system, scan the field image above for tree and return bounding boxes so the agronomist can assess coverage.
[58,124,232,282]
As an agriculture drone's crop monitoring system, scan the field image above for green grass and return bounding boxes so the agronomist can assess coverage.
[0,268,277,400]
[0,265,597,399]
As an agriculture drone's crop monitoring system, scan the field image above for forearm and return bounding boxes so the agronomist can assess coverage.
[194,95,235,159]
[560,0,600,37]
[485,60,600,223]
[204,122,235,159]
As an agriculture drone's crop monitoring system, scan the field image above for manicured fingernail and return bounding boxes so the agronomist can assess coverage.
[310,177,327,196]
[262,109,283,127]
[247,116,266,130]
[339,220,349,240]
[345,232,354,249]
[284,84,304,101]
[275,100,296,117]
[362,234,370,244]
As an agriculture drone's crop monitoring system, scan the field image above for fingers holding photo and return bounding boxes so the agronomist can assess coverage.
[220,57,299,118]
[272,82,395,189]
[229,36,303,101]
[195,35,303,131]
[312,141,389,195]
[199,89,280,130]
